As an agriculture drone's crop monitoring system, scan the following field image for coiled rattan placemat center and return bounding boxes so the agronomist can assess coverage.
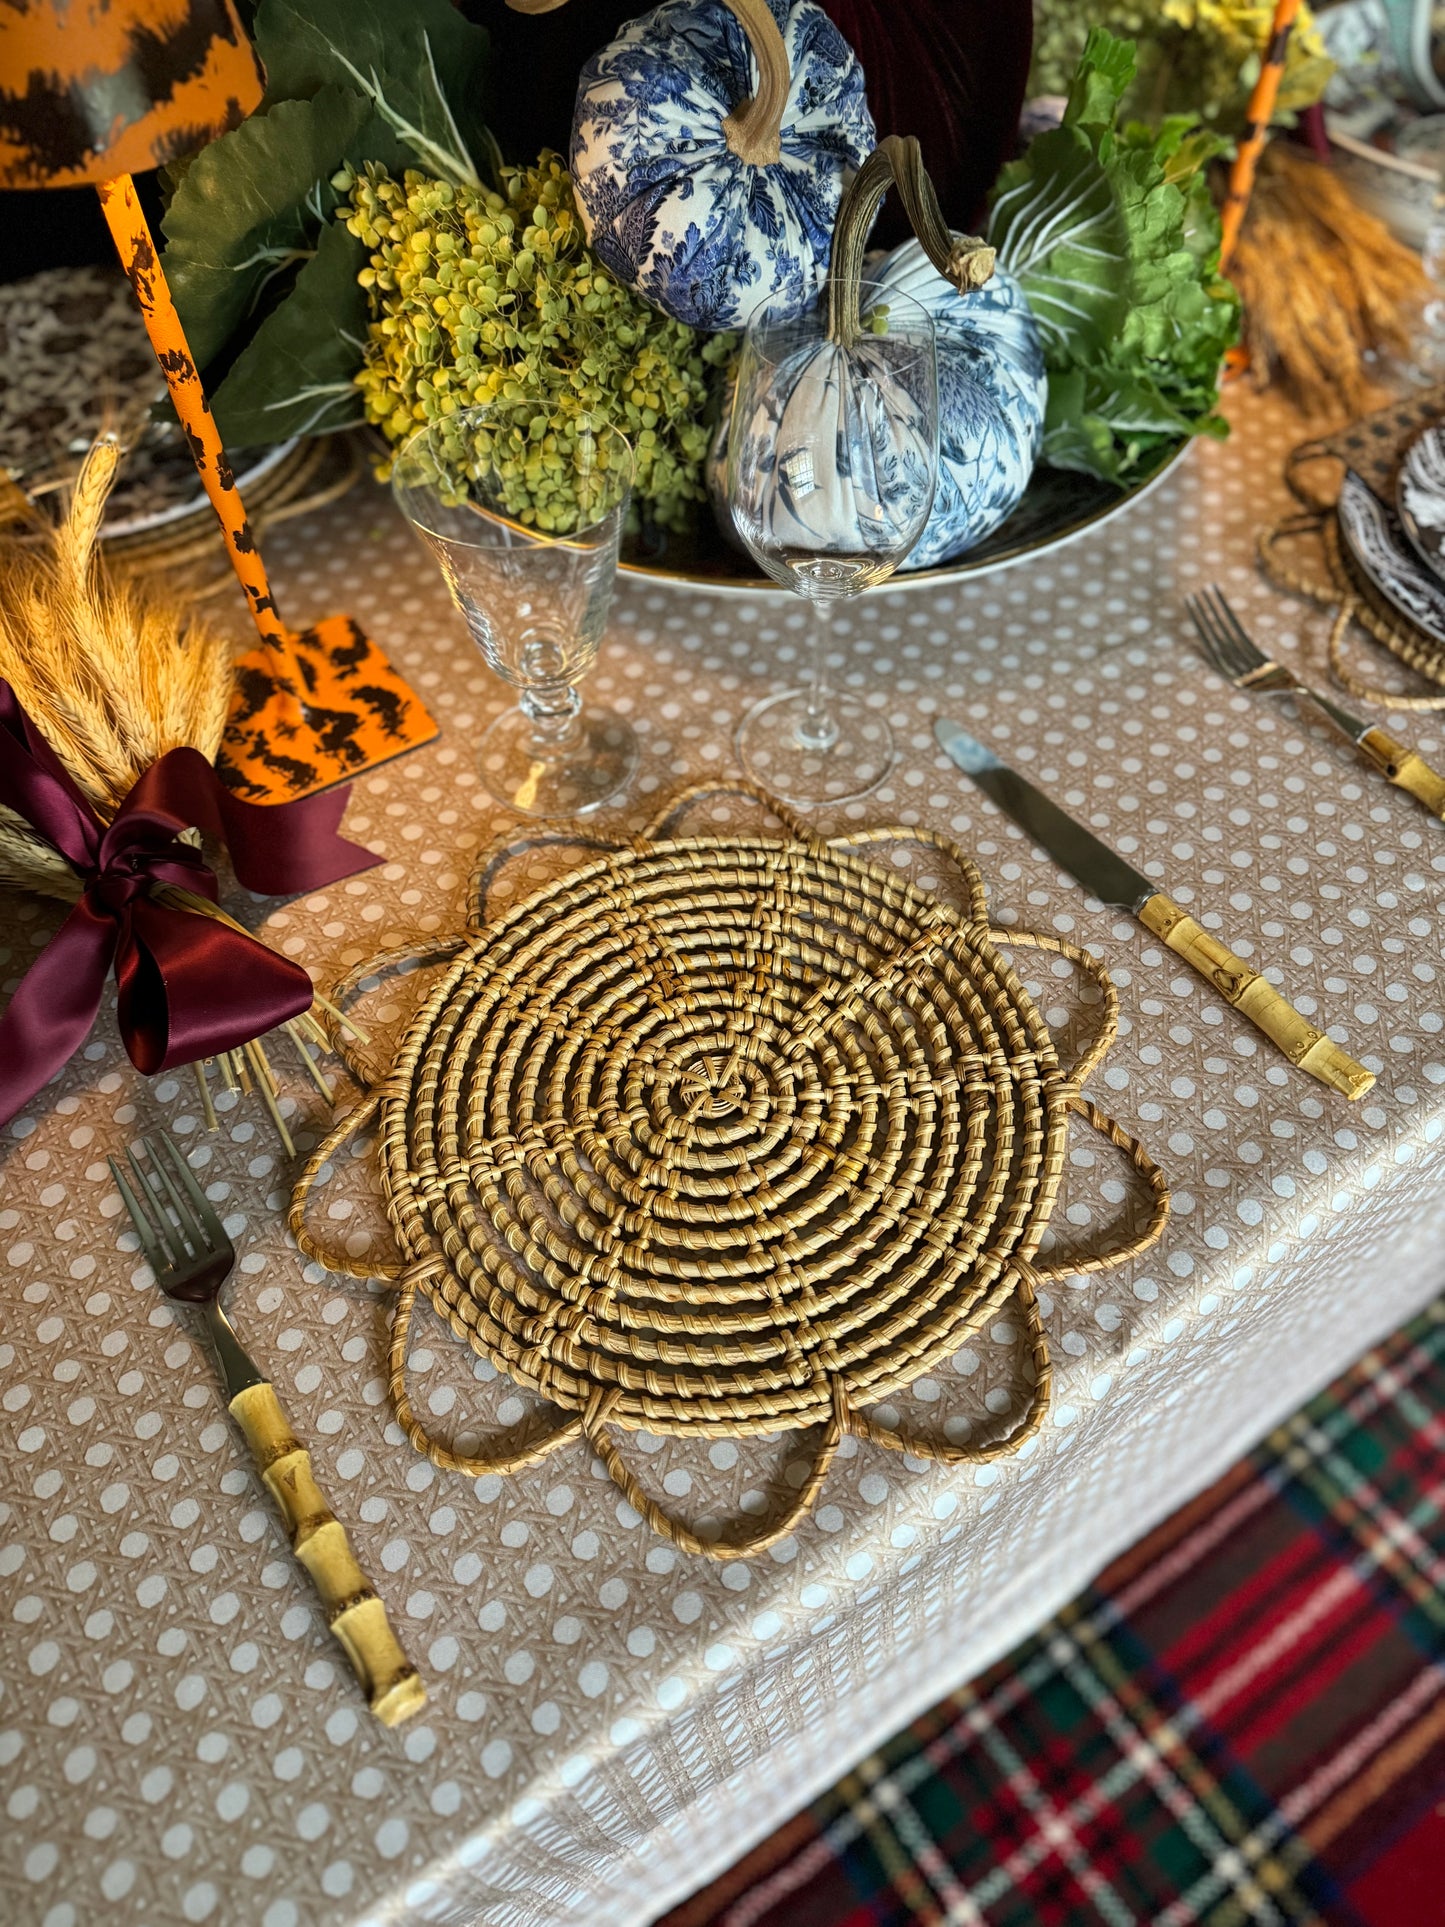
[293,784,1169,1558]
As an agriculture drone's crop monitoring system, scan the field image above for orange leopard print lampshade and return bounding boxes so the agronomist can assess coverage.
[0,0,264,189]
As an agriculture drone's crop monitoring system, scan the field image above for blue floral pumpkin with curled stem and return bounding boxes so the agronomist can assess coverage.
[569,0,875,331]
[874,241,1046,570]
[709,137,1045,571]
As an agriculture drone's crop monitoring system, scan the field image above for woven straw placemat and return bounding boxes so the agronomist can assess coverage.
[291,784,1170,1559]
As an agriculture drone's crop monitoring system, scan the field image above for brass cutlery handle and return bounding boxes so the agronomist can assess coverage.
[1138,894,1375,1102]
[229,1381,426,1727]
[1358,728,1445,820]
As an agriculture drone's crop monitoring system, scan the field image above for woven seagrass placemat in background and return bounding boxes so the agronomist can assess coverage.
[1262,387,1445,709]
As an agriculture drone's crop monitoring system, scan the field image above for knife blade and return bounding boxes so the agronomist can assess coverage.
[933,719,1374,1102]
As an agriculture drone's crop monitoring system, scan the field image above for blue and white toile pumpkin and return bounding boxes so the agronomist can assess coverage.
[569,0,875,332]
[725,335,937,571]
[873,241,1046,570]
[709,141,1047,573]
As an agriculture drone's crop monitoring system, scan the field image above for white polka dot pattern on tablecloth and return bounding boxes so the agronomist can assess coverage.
[1,388,1443,1927]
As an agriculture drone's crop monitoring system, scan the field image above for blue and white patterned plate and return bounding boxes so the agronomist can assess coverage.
[1395,423,1445,583]
[1339,465,1445,646]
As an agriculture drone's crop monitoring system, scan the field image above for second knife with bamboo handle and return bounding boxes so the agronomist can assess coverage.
[1136,895,1374,1100]
[934,720,1375,1102]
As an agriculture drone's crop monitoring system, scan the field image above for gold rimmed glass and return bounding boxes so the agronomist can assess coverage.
[393,404,635,817]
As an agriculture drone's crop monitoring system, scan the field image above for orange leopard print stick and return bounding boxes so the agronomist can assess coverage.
[97,173,291,653]
[1219,0,1301,274]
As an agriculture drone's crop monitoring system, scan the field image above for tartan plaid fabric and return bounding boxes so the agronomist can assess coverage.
[661,1299,1445,1927]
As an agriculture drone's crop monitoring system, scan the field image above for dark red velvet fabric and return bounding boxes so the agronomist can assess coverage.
[470,0,1034,244]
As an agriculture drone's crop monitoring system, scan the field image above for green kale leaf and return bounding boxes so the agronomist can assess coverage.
[988,28,1240,484]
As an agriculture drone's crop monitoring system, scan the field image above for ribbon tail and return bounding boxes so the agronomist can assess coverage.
[0,901,117,1127]
[121,898,317,1075]
[128,747,379,895]
[0,679,103,873]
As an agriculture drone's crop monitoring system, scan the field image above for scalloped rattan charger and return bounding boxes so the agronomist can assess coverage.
[291,784,1170,1559]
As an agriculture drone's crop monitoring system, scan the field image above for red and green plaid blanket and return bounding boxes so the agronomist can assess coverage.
[662,1299,1445,1927]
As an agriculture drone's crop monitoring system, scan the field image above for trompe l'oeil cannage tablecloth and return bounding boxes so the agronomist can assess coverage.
[2,389,1443,1927]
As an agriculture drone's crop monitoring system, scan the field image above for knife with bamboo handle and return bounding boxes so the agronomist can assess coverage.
[934,720,1375,1102]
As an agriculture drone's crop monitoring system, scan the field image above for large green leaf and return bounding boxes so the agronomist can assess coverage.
[989,26,1238,485]
[161,87,371,372]
[987,125,1130,361]
[1060,28,1136,149]
[1042,366,1194,483]
[254,0,492,187]
[207,220,370,444]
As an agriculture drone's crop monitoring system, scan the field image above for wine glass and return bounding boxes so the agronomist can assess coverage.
[392,404,635,818]
[726,280,939,805]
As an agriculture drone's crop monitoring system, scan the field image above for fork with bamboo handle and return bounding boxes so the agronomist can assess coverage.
[109,1133,425,1726]
[1187,585,1445,821]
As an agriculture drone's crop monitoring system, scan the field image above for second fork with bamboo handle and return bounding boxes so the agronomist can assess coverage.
[109,1133,426,1727]
[1186,585,1445,821]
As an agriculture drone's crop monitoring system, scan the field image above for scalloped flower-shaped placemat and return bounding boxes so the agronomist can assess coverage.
[293,784,1170,1559]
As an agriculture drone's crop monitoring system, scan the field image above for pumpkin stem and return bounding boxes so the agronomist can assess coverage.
[827,135,997,347]
[507,0,790,162]
[720,0,790,166]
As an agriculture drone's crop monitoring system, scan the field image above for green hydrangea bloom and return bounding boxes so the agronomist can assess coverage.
[341,152,732,531]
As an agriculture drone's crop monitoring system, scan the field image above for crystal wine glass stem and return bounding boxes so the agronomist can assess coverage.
[796,596,841,754]
[520,681,584,752]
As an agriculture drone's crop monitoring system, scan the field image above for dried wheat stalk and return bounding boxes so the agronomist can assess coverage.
[0,437,232,897]
[1230,141,1430,418]
[0,442,347,1143]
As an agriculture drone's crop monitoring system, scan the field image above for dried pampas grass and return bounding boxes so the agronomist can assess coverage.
[0,437,232,898]
[1230,142,1430,418]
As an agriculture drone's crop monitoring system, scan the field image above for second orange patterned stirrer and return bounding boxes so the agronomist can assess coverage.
[1218,0,1302,274]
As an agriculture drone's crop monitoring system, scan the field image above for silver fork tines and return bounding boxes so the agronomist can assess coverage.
[154,1133,230,1250]
[1184,585,1378,752]
[108,1133,237,1311]
[109,1146,173,1275]
[113,1139,201,1266]
[1185,586,1296,693]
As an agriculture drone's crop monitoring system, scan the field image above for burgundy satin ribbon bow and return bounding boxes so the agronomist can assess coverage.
[0,682,380,1126]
